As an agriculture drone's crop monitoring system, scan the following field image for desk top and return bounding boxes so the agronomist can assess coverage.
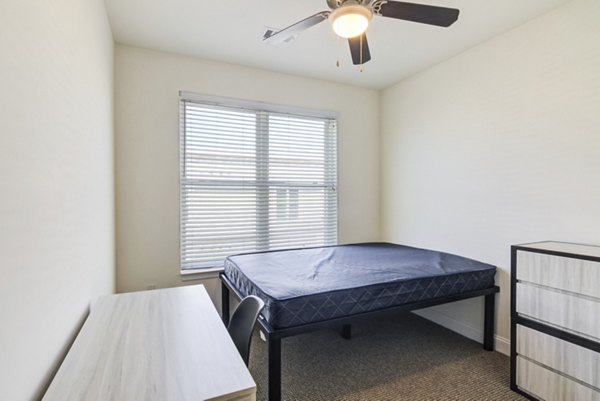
[43,285,256,401]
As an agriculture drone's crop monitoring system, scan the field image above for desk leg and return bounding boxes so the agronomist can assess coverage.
[268,338,281,401]
[221,281,230,326]
[483,293,495,351]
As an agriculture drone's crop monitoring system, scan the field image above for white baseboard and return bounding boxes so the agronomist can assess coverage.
[412,309,510,356]
[495,334,510,356]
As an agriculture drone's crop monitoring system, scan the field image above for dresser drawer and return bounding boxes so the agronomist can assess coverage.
[517,325,600,388]
[516,282,600,341]
[516,356,600,401]
[517,251,600,298]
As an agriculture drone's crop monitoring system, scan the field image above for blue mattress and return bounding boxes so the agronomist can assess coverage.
[224,243,497,329]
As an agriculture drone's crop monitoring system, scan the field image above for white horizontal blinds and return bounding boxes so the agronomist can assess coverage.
[181,102,258,269]
[266,113,337,249]
[180,98,337,270]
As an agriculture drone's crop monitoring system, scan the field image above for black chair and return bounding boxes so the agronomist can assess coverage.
[227,295,265,365]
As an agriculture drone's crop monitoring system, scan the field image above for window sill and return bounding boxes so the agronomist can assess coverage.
[180,266,224,281]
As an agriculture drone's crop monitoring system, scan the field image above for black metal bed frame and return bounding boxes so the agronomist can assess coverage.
[221,273,499,401]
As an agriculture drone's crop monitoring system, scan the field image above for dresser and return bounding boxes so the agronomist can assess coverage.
[511,241,600,401]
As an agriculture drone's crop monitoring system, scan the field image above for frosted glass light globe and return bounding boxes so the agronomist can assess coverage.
[330,5,372,38]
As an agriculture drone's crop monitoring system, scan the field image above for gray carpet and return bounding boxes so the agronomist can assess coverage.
[248,313,526,401]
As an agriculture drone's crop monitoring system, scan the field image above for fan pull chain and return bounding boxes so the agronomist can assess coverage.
[359,34,364,72]
[336,35,340,67]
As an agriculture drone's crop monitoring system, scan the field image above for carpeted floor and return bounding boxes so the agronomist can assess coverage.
[248,312,527,401]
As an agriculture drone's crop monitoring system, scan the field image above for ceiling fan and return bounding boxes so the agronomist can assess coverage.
[263,0,460,66]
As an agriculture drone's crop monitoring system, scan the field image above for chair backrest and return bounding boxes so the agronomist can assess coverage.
[227,295,265,365]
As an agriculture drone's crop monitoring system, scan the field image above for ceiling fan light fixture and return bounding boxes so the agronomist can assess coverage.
[330,4,372,38]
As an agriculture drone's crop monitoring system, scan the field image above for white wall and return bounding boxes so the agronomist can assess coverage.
[114,45,380,305]
[0,1,115,400]
[381,0,600,354]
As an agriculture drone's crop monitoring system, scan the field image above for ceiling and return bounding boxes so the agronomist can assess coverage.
[104,0,570,89]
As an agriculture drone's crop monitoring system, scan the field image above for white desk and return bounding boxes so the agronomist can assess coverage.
[43,285,256,401]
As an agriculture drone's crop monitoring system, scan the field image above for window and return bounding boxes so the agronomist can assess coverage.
[179,92,338,270]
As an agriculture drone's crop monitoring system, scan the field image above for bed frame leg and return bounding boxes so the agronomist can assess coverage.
[483,292,495,351]
[268,337,282,401]
[221,281,230,326]
[341,324,352,339]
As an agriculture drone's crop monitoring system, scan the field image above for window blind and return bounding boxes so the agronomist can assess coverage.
[180,96,338,270]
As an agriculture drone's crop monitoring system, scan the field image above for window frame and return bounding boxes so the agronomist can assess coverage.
[178,91,339,274]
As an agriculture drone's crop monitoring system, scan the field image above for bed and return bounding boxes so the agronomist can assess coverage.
[220,242,499,401]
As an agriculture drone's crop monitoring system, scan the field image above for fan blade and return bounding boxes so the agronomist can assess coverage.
[348,34,372,65]
[263,11,330,44]
[377,1,459,27]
